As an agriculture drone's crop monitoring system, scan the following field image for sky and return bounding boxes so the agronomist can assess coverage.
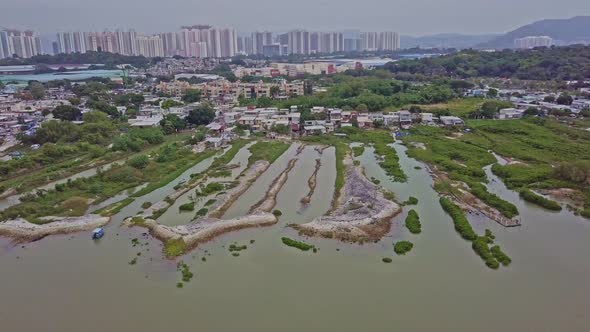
[1,0,590,36]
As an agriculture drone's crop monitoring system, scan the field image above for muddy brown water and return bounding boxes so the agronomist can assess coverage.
[1,142,589,332]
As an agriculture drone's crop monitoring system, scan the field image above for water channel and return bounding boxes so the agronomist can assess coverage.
[0,142,589,331]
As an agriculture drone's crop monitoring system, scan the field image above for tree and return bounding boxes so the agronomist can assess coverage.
[186,104,215,126]
[53,105,82,121]
[543,96,555,103]
[556,93,573,105]
[82,110,110,123]
[523,107,541,116]
[356,103,368,112]
[161,99,183,110]
[160,114,187,134]
[450,80,474,91]
[256,96,273,108]
[86,99,120,118]
[29,82,45,100]
[486,88,498,98]
[270,86,280,98]
[373,120,384,128]
[182,89,202,103]
[271,124,290,135]
[68,97,81,106]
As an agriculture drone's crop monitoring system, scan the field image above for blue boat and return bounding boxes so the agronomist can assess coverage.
[92,228,105,240]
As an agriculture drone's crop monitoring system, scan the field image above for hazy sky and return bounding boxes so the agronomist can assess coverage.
[2,0,589,36]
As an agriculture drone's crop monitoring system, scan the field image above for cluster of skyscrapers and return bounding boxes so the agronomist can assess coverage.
[0,29,42,59]
[54,26,238,58]
[241,30,400,56]
[1,26,400,60]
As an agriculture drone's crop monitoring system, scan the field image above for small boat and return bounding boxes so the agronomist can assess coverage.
[92,228,105,240]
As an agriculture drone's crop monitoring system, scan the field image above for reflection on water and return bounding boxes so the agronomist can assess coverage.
[0,141,589,332]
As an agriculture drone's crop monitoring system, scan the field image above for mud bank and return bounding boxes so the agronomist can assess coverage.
[293,155,401,242]
[130,213,277,252]
[0,215,110,241]
[300,159,321,204]
[249,158,298,213]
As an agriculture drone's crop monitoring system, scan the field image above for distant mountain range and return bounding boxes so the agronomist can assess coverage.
[400,33,498,49]
[401,16,590,50]
[476,16,590,49]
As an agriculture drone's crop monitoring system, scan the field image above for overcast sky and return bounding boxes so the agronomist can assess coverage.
[2,0,589,36]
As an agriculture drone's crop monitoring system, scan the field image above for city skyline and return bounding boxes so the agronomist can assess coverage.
[2,0,590,36]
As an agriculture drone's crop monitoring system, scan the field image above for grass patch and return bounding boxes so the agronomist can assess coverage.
[164,238,187,258]
[272,209,282,216]
[131,149,217,198]
[130,216,145,225]
[204,199,216,206]
[209,139,249,170]
[248,141,290,167]
[141,201,152,209]
[382,257,393,263]
[352,146,365,157]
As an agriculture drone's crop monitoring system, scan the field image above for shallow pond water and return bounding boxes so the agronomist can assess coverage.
[0,142,589,332]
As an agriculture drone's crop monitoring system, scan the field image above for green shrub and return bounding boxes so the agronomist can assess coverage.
[382,257,393,263]
[141,201,152,209]
[382,190,396,201]
[272,209,282,217]
[469,181,518,218]
[405,196,418,205]
[491,245,512,266]
[394,241,414,254]
[179,202,195,211]
[197,182,225,196]
[229,244,247,252]
[439,197,477,241]
[127,154,149,169]
[195,208,208,217]
[472,236,499,269]
[281,237,314,251]
[405,209,422,234]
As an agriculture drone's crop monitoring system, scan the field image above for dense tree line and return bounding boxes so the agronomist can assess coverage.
[0,51,158,69]
[384,45,590,81]
[271,76,458,112]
